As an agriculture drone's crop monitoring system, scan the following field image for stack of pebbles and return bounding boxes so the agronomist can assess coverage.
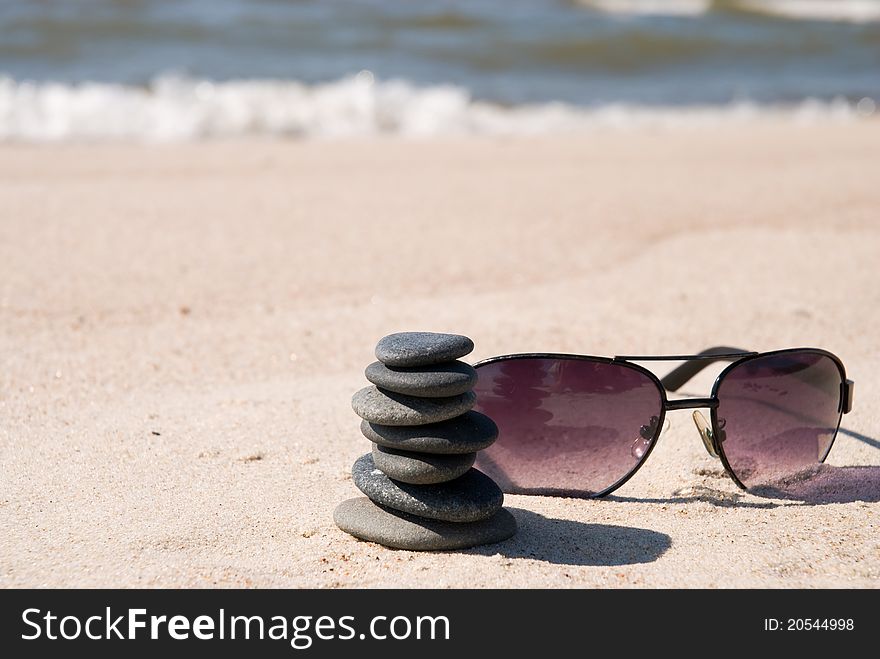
[334,332,517,550]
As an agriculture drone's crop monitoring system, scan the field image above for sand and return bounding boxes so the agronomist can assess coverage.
[1,120,878,588]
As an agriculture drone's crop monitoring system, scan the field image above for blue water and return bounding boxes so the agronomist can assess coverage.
[1,0,878,106]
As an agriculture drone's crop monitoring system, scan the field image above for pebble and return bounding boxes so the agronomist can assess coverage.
[372,444,476,485]
[351,453,503,523]
[361,411,498,454]
[364,360,477,398]
[375,332,474,368]
[334,497,517,551]
[351,386,475,426]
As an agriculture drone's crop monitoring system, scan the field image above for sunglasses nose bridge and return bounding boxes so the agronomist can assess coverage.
[691,411,720,458]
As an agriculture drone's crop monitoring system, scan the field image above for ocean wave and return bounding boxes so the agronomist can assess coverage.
[579,0,880,23]
[580,1,712,17]
[737,0,880,23]
[0,73,873,142]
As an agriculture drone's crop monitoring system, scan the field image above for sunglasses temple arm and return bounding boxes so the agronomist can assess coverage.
[660,346,752,392]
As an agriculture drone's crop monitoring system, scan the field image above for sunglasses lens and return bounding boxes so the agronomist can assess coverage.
[716,351,843,490]
[472,358,663,497]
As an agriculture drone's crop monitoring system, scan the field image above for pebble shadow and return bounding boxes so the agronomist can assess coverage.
[470,508,670,566]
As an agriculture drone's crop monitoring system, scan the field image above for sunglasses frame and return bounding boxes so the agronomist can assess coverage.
[472,347,853,497]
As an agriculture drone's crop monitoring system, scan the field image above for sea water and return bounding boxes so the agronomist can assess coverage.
[0,0,877,140]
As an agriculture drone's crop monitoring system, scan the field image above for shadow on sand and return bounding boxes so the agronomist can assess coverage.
[838,427,880,450]
[607,464,880,508]
[749,464,880,504]
[470,508,671,566]
[604,426,880,507]
[744,425,880,504]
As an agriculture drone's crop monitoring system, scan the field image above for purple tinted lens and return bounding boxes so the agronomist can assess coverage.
[716,351,843,489]
[473,358,663,496]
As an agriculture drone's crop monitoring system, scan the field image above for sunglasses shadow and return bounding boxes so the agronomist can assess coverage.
[605,464,880,507]
[745,426,880,504]
[607,425,880,507]
[468,508,671,566]
[749,464,880,504]
[605,491,777,509]
[838,427,880,451]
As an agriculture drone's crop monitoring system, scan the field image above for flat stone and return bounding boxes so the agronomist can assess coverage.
[375,332,474,368]
[364,360,477,398]
[352,453,503,523]
[372,444,476,484]
[361,411,498,454]
[334,497,516,551]
[352,386,475,426]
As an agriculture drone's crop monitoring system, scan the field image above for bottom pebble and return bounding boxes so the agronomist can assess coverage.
[333,497,517,551]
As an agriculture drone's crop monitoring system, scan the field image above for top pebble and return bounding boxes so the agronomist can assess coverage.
[375,332,474,368]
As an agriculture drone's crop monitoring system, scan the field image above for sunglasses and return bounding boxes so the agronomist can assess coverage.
[471,347,854,498]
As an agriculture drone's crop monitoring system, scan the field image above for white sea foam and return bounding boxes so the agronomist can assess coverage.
[579,0,712,17]
[738,0,880,23]
[0,73,872,142]
[580,0,880,22]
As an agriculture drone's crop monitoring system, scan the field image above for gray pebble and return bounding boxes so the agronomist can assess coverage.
[334,497,517,551]
[365,360,477,398]
[352,386,475,426]
[352,453,503,523]
[375,332,474,368]
[361,411,498,454]
[372,444,476,485]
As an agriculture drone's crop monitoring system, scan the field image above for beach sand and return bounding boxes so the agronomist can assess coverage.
[1,120,878,588]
